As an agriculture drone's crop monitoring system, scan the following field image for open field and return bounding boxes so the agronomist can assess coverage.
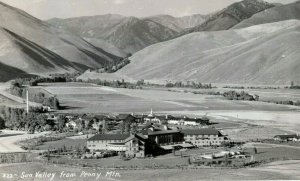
[35,82,300,141]
[169,86,300,103]
[0,160,300,180]
[35,138,87,150]
[38,83,299,114]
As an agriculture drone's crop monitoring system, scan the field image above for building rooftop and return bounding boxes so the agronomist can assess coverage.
[88,134,130,141]
[181,128,220,136]
[116,114,137,122]
[148,129,181,135]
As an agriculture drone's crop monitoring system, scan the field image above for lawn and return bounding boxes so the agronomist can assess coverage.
[35,138,87,150]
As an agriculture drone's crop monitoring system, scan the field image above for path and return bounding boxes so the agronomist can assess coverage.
[0,130,48,153]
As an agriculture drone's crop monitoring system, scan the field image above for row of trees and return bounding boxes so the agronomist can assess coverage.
[11,72,81,87]
[287,81,300,89]
[0,105,70,132]
[165,81,213,89]
[77,78,143,89]
[264,100,300,107]
[10,81,60,109]
[0,106,46,131]
[99,58,131,73]
[223,91,259,101]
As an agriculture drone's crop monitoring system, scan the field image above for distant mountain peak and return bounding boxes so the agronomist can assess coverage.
[180,0,274,34]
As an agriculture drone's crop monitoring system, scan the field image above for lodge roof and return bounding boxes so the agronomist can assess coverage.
[124,133,147,143]
[148,129,181,135]
[139,126,181,136]
[181,128,220,136]
[116,114,135,120]
[88,134,130,141]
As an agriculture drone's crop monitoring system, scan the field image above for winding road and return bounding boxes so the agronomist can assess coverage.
[0,130,48,153]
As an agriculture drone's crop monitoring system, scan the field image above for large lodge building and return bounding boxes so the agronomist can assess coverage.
[87,126,226,158]
[71,109,227,158]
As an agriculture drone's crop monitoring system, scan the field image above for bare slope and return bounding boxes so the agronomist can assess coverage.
[110,20,300,85]
[47,15,178,54]
[182,0,274,34]
[0,62,35,82]
[0,28,86,74]
[0,1,121,78]
[233,1,300,28]
[144,14,207,32]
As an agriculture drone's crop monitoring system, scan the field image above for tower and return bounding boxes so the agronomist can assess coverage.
[26,90,29,114]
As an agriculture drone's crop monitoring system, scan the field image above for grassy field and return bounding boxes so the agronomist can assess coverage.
[37,83,298,114]
[34,82,300,141]
[35,138,87,150]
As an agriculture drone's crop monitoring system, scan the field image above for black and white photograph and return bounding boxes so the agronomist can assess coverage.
[0,0,300,180]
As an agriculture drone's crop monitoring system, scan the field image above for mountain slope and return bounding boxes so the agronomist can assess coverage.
[233,1,300,29]
[0,62,36,82]
[106,20,300,85]
[182,0,274,34]
[0,1,121,78]
[47,15,178,54]
[145,14,207,32]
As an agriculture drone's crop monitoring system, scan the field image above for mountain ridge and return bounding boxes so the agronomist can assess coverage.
[0,1,121,81]
[181,0,275,35]
[88,20,300,85]
[233,1,300,29]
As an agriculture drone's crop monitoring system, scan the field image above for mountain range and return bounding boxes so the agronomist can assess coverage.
[1,0,300,85]
[47,14,207,54]
[0,1,121,80]
[81,19,300,85]
[182,0,275,34]
[233,1,300,28]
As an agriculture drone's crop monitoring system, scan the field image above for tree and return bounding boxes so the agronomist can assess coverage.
[0,117,5,129]
[119,121,125,134]
[291,81,294,87]
[254,147,258,154]
[130,124,137,134]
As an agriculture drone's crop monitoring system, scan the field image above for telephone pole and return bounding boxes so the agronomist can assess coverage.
[26,90,29,114]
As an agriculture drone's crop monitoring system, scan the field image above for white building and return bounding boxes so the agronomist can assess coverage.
[143,109,162,124]
[87,134,130,152]
[181,128,225,147]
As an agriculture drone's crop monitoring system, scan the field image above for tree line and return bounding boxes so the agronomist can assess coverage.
[10,81,60,109]
[165,81,213,89]
[223,91,259,101]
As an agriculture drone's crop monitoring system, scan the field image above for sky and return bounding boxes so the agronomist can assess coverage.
[1,0,297,20]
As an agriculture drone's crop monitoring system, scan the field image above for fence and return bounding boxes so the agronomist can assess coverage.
[0,152,35,164]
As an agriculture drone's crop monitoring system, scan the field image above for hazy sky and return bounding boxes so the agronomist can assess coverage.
[1,0,297,20]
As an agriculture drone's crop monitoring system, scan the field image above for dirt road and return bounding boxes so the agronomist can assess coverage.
[0,130,48,153]
[0,83,41,107]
